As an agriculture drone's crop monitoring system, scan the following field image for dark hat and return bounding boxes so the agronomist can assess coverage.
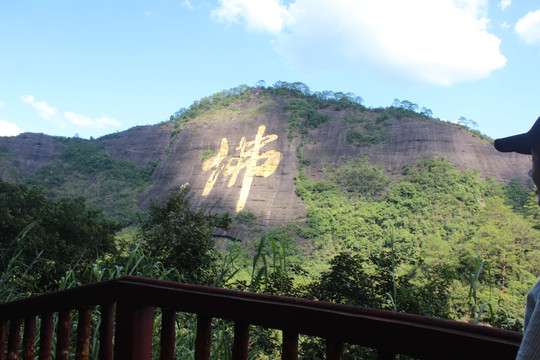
[494,116,540,155]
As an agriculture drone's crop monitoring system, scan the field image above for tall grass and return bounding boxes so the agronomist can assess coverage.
[384,228,398,312]
[468,234,494,324]
[0,223,40,302]
[0,232,297,359]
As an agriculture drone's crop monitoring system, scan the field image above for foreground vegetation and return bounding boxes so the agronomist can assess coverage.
[1,82,539,358]
[1,152,539,358]
[0,82,470,227]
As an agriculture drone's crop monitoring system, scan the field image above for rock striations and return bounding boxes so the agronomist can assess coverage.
[0,89,531,239]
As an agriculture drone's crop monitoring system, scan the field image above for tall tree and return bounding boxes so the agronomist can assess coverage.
[0,180,120,289]
[140,186,231,285]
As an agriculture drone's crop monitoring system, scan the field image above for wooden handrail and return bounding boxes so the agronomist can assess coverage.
[0,276,523,359]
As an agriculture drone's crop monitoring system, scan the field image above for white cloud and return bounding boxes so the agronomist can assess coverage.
[20,95,57,119]
[212,0,506,85]
[0,101,5,107]
[0,120,23,137]
[499,0,511,11]
[211,0,292,33]
[64,112,121,128]
[454,0,488,19]
[516,10,540,45]
[182,0,194,10]
[19,95,120,133]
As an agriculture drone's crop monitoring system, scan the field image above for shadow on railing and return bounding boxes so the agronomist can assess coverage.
[0,276,522,360]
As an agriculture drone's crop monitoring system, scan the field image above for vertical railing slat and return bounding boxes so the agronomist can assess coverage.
[0,278,524,360]
[56,310,71,360]
[0,319,7,360]
[377,348,396,360]
[38,313,53,360]
[194,315,212,360]
[231,322,249,360]
[282,331,298,360]
[326,339,344,360]
[22,317,36,360]
[7,318,22,360]
[75,308,92,360]
[160,309,176,360]
[98,303,114,360]
[113,302,155,360]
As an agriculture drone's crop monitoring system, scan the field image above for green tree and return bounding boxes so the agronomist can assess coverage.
[307,250,452,318]
[25,138,156,224]
[503,178,532,213]
[472,197,540,310]
[327,158,390,197]
[525,194,540,229]
[458,116,479,130]
[140,186,231,284]
[0,180,120,289]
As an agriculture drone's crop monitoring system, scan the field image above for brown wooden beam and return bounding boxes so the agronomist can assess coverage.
[38,313,53,360]
[113,302,155,360]
[75,309,92,360]
[0,319,7,360]
[326,339,344,360]
[195,315,212,360]
[7,318,22,360]
[232,322,249,360]
[98,303,114,360]
[56,310,71,360]
[160,309,176,360]
[282,330,298,360]
[22,317,36,360]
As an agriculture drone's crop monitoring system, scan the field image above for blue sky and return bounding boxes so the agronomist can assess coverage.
[1,0,540,141]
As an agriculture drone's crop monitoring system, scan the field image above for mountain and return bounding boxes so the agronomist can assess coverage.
[0,83,532,239]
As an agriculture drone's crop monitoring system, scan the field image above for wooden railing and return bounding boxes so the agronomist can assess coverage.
[0,276,522,359]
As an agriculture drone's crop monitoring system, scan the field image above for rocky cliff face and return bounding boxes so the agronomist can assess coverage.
[137,96,532,236]
[96,123,173,167]
[0,93,532,238]
[0,133,67,177]
[302,114,530,185]
[140,97,308,233]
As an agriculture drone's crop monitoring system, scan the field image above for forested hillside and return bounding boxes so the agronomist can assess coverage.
[0,82,531,231]
[0,82,539,357]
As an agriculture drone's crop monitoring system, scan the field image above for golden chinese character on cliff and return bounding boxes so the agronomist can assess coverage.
[202,125,283,212]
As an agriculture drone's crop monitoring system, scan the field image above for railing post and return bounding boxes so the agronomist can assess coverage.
[195,315,212,360]
[56,310,71,360]
[326,339,344,360]
[75,308,92,360]
[7,318,22,360]
[0,319,7,360]
[38,313,53,360]
[282,331,298,360]
[160,309,176,360]
[377,348,396,360]
[232,322,249,360]
[98,303,114,360]
[114,302,155,360]
[22,317,36,360]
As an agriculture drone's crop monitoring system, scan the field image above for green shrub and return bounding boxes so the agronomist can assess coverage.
[343,115,369,123]
[201,150,215,161]
[346,130,381,146]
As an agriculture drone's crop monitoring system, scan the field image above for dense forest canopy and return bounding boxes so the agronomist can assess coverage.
[0,81,501,225]
[0,82,539,357]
